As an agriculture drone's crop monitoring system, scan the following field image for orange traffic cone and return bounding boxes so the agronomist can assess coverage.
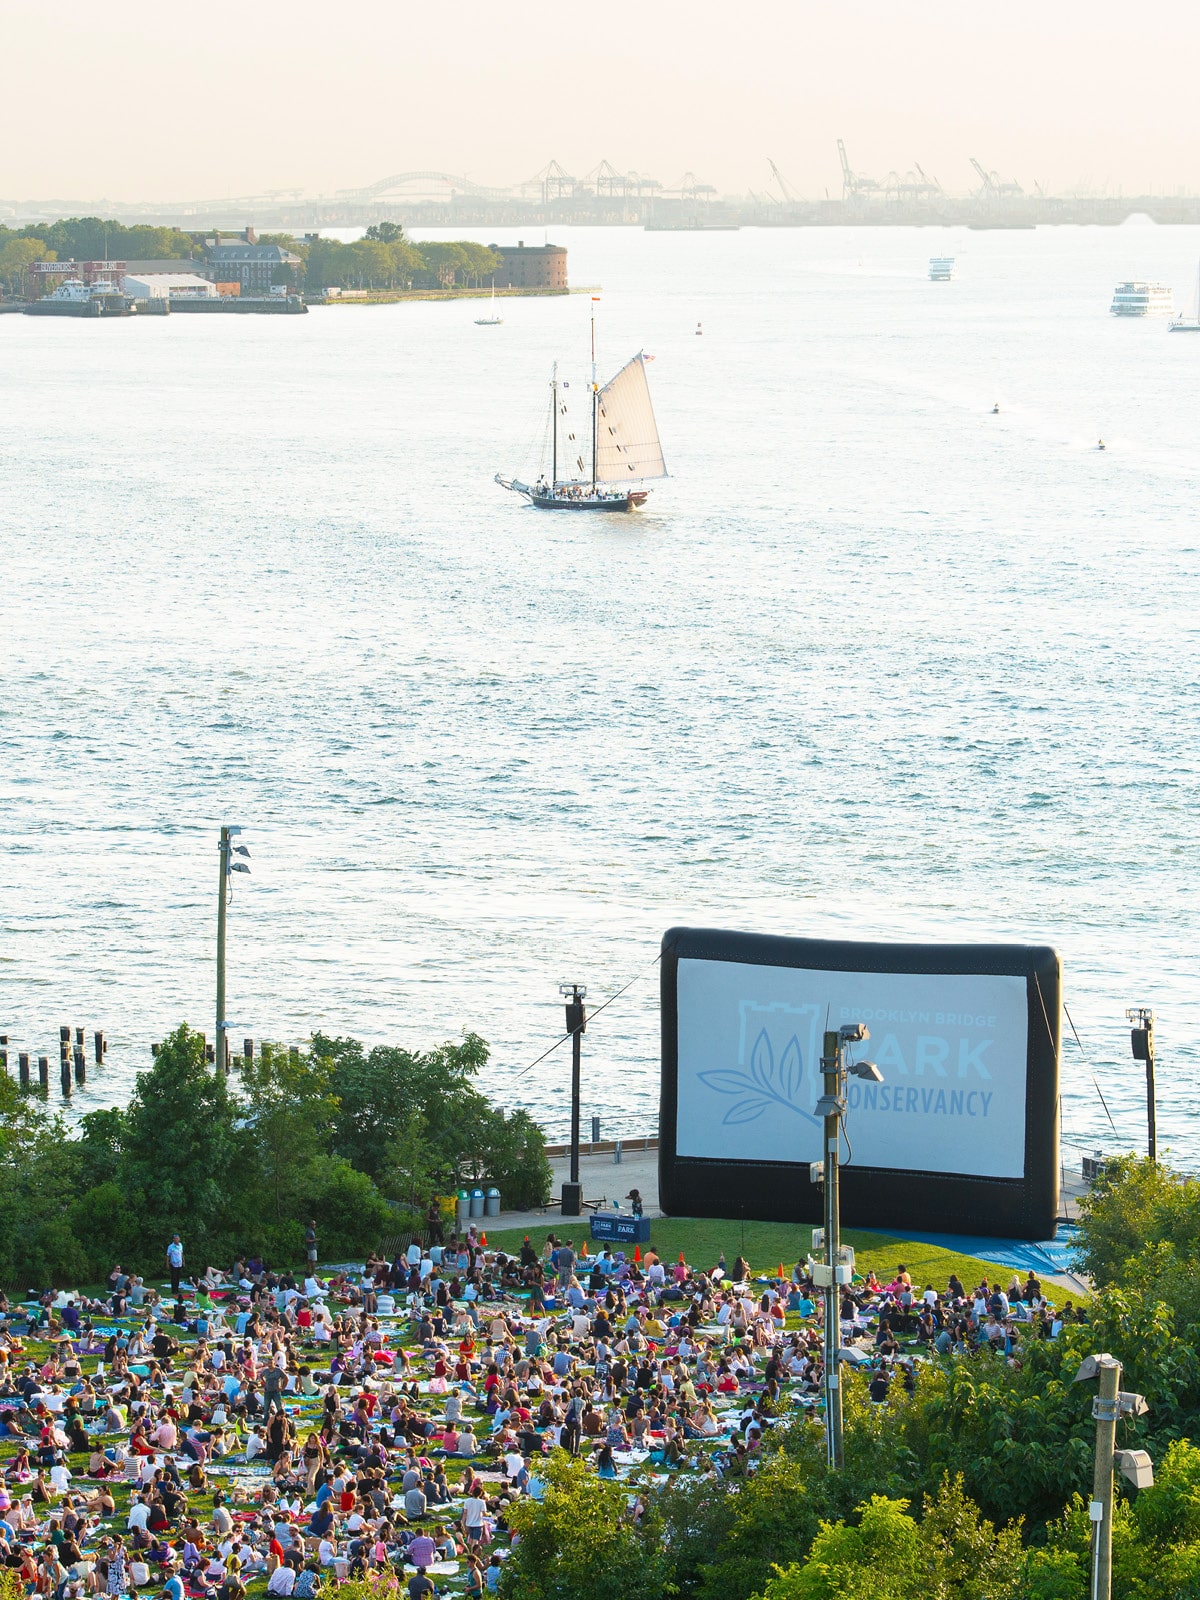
[481,1232,488,1248]
[581,1241,589,1258]
[634,1245,642,1263]
[678,1252,686,1263]
[778,1262,785,1279]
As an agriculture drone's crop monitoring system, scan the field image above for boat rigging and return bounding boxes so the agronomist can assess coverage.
[495,302,667,512]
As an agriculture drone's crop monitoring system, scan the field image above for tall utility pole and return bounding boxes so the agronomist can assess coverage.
[810,1024,883,1471]
[215,825,251,1077]
[1127,1008,1156,1161]
[1091,1356,1120,1600]
[560,984,587,1216]
[1074,1350,1152,1600]
[821,1029,844,1469]
[215,825,231,1077]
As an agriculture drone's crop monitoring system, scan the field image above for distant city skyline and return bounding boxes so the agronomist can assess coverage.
[3,0,1199,204]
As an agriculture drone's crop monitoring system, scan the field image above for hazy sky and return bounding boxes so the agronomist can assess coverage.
[3,0,1198,203]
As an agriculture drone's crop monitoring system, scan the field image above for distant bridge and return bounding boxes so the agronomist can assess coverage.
[336,171,510,201]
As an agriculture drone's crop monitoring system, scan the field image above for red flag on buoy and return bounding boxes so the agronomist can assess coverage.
[634,1245,642,1263]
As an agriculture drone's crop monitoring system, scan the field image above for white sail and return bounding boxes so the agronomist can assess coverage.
[593,354,667,482]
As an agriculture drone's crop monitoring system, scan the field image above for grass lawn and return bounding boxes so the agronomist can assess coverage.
[484,1217,1021,1294]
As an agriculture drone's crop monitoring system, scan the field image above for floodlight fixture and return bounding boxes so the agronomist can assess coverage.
[848,1059,883,1082]
[839,1022,870,1042]
[1073,1353,1115,1382]
[1115,1450,1154,1489]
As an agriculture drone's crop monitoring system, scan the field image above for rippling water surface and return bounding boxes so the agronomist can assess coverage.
[2,222,1197,1164]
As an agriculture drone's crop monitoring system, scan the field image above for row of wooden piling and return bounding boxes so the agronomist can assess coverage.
[0,1027,107,1097]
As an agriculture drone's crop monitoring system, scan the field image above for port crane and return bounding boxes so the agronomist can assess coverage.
[969,156,1024,199]
[519,160,577,203]
[837,139,882,201]
[884,165,942,202]
[768,158,801,205]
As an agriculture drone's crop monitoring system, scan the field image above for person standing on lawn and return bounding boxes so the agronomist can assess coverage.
[305,1222,318,1269]
[167,1234,184,1296]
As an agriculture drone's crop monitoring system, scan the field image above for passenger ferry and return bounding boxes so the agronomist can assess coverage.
[928,257,956,281]
[1110,282,1174,317]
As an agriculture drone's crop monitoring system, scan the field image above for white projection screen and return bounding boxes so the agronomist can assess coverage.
[659,928,1061,1240]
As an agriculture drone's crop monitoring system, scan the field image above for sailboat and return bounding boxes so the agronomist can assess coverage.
[475,280,503,326]
[1169,260,1200,331]
[495,306,667,511]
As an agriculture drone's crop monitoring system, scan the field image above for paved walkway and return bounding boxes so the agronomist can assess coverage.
[493,1145,660,1236]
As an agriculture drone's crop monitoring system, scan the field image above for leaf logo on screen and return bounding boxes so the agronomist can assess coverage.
[697,1029,819,1127]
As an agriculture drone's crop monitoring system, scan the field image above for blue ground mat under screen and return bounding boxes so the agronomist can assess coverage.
[871,1223,1081,1280]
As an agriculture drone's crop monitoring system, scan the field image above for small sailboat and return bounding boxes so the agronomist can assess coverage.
[495,305,667,512]
[1169,260,1200,331]
[695,321,703,335]
[475,280,503,326]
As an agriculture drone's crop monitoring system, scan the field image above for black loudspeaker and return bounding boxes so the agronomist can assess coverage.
[561,1182,583,1217]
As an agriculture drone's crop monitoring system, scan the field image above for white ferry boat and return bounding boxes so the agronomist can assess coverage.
[1110,282,1174,317]
[26,277,133,317]
[928,257,956,281]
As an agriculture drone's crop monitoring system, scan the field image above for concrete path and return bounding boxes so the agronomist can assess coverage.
[492,1145,660,1236]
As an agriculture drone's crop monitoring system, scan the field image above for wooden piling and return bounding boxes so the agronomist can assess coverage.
[94,1030,106,1065]
[38,1056,49,1094]
[244,1037,254,1062]
[73,1047,86,1086]
[0,1035,6,1075]
[61,1058,72,1096]
[18,1052,30,1089]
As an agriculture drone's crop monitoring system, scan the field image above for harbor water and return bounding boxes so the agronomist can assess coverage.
[1,221,1197,1165]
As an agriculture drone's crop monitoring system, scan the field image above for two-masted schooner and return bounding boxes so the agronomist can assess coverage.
[495,307,667,512]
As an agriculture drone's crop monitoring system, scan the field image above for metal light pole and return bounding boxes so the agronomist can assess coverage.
[560,984,587,1216]
[215,825,251,1077]
[812,1023,883,1471]
[820,1029,844,1469]
[1127,1008,1156,1162]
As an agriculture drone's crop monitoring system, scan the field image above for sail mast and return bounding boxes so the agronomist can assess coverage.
[551,361,558,487]
[590,299,598,493]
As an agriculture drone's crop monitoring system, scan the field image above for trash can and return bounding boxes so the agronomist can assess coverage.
[484,1187,500,1218]
[455,1189,470,1229]
[469,1187,485,1219]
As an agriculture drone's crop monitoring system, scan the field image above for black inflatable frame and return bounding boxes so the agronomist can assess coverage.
[659,927,1061,1241]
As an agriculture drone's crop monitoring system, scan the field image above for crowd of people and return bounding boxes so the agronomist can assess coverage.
[0,1223,1075,1600]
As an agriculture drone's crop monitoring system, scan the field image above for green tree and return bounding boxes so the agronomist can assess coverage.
[236,1042,339,1231]
[752,1496,933,1600]
[417,241,468,287]
[692,1451,825,1600]
[500,1453,668,1600]
[1074,1153,1189,1285]
[0,236,53,296]
[119,1023,241,1255]
[321,1032,487,1180]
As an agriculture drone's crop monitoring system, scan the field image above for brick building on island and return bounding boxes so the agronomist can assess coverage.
[489,241,567,290]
